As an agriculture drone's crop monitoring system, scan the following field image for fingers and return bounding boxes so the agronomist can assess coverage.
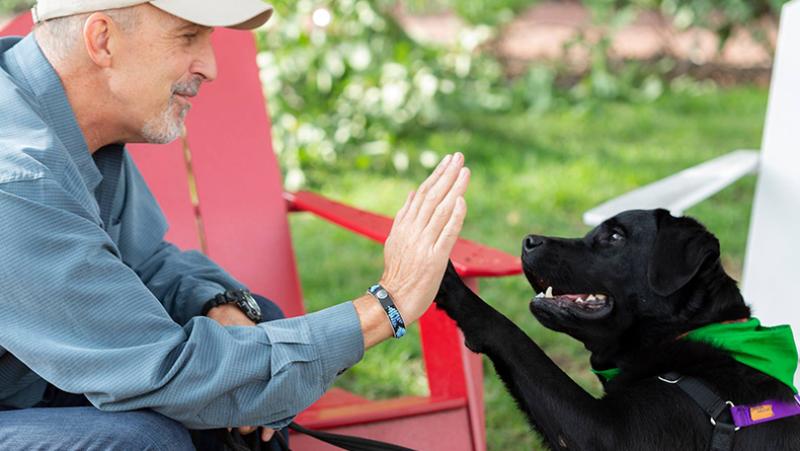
[236,426,275,442]
[408,153,464,224]
[435,195,467,252]
[416,154,453,197]
[409,155,451,212]
[415,153,464,225]
[393,190,415,225]
[424,167,470,239]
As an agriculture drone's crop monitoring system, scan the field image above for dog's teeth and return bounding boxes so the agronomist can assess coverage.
[587,294,597,301]
[596,294,607,300]
[545,286,553,298]
[535,292,545,299]
[575,297,585,304]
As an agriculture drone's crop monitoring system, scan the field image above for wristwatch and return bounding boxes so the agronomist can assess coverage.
[202,289,262,322]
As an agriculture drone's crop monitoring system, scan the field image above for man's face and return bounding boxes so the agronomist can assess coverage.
[110,5,217,144]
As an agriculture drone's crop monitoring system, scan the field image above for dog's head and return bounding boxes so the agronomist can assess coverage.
[522,209,749,354]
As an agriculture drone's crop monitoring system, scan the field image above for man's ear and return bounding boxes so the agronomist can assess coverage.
[647,209,720,296]
[82,12,115,68]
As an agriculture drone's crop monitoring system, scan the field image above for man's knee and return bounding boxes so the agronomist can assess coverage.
[252,294,285,322]
[112,410,193,451]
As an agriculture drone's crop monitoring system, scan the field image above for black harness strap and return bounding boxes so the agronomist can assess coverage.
[659,372,737,451]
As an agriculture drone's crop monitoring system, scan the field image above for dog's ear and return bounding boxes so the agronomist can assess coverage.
[647,209,720,296]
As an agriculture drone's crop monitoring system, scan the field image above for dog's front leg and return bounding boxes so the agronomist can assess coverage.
[436,261,612,450]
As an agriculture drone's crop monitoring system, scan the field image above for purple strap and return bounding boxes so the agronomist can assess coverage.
[730,394,800,428]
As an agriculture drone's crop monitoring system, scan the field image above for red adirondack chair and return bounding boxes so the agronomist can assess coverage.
[1,13,521,450]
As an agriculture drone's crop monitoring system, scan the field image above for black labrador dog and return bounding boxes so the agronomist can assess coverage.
[435,209,799,450]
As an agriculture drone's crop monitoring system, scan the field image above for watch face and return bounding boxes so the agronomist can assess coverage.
[242,292,262,320]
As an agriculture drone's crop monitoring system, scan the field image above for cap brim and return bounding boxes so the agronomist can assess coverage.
[149,0,273,30]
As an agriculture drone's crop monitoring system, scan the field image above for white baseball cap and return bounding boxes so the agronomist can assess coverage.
[32,0,274,30]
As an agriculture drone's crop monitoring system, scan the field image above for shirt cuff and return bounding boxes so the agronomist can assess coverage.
[305,301,365,382]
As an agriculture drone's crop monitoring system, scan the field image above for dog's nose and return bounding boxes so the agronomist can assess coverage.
[523,235,544,253]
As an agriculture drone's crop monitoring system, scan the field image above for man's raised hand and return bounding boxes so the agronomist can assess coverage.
[380,152,470,325]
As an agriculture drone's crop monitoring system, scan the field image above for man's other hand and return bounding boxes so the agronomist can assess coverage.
[206,303,255,326]
[207,305,274,441]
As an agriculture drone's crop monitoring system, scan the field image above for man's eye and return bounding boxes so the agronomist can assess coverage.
[183,33,198,42]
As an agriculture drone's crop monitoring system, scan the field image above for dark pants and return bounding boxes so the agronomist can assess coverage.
[0,295,289,451]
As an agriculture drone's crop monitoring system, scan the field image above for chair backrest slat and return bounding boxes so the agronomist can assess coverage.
[183,29,305,317]
[128,141,204,252]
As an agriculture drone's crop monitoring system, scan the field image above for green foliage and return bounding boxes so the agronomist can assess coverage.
[256,0,786,188]
[258,0,509,188]
[402,0,533,26]
[0,0,31,14]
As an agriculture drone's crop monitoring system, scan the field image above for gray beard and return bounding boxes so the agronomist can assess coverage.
[140,95,190,144]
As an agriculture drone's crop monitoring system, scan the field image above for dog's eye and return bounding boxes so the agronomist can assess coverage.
[594,227,626,246]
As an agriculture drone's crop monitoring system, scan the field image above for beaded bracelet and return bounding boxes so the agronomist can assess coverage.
[367,284,406,338]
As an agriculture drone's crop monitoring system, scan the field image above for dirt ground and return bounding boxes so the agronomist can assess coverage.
[394,1,776,83]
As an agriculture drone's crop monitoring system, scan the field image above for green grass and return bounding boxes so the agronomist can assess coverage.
[289,85,768,450]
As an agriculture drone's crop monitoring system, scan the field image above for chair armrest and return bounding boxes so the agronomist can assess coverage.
[284,190,521,278]
[583,149,760,226]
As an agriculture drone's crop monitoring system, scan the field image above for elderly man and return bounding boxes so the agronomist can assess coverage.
[0,1,470,449]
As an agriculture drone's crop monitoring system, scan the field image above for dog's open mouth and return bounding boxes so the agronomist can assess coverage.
[533,286,613,317]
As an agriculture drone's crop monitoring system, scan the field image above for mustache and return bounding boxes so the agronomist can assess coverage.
[172,77,202,97]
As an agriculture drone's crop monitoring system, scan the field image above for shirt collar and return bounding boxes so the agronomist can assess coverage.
[6,33,102,193]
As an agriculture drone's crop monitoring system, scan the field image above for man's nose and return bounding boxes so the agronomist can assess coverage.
[193,41,218,82]
[522,235,545,254]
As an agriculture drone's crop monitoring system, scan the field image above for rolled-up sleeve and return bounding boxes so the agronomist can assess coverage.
[0,178,365,429]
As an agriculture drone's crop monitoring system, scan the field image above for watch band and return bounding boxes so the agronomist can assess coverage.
[201,289,262,322]
[367,284,406,338]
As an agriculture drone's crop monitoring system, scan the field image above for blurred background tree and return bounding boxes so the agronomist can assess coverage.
[0,0,29,13]
[255,0,784,187]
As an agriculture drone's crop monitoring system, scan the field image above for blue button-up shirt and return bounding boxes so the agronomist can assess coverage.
[0,34,364,429]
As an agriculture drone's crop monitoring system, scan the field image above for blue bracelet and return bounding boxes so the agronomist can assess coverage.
[367,284,406,338]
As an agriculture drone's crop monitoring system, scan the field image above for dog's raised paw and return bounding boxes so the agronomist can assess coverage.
[434,261,462,308]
